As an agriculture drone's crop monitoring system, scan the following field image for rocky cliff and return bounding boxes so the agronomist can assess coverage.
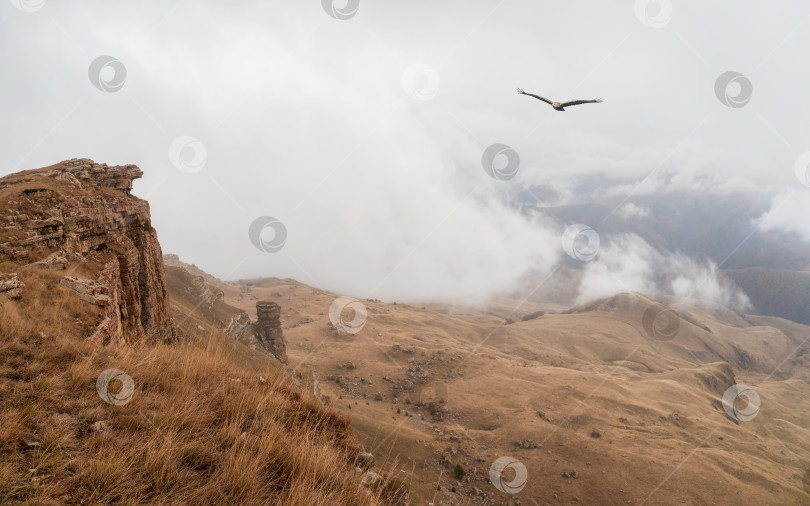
[0,158,173,344]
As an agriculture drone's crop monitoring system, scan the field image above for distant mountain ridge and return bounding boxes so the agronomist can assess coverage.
[519,190,810,324]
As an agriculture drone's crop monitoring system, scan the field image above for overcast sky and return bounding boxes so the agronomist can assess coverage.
[1,1,808,304]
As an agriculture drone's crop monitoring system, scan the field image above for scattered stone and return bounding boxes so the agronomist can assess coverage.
[438,454,452,468]
[92,420,108,432]
[391,344,415,354]
[562,470,579,479]
[514,439,541,449]
[0,273,24,299]
[30,250,69,270]
[356,452,375,470]
[361,471,382,487]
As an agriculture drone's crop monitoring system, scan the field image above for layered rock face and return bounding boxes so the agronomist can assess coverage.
[253,301,287,363]
[0,158,174,344]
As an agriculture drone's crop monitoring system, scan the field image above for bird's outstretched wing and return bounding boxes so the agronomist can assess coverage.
[517,88,554,106]
[559,98,604,107]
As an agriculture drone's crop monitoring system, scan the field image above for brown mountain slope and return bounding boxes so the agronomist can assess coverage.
[0,161,401,505]
[171,264,810,505]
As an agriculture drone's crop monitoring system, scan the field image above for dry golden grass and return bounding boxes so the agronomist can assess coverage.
[215,277,810,504]
[0,318,404,504]
[0,263,102,341]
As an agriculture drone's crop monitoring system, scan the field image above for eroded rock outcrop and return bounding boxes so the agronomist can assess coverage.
[162,261,287,363]
[253,301,288,363]
[0,158,174,344]
[225,299,288,364]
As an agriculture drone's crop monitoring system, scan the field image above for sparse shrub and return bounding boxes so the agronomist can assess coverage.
[453,463,465,480]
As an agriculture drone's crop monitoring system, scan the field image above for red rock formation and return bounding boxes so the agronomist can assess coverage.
[0,158,174,344]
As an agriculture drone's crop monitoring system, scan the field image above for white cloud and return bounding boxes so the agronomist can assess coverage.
[616,202,650,219]
[577,234,752,311]
[756,191,810,242]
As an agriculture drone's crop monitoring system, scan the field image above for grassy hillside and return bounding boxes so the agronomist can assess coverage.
[207,273,810,505]
[0,268,401,505]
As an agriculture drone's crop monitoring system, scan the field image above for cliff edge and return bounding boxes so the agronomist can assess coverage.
[0,158,173,343]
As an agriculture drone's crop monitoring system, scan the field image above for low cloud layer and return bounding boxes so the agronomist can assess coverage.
[577,234,753,311]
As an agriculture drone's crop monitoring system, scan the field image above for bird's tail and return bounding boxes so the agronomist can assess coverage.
[516,87,525,94]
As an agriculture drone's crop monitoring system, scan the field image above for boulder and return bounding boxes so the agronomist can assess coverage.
[356,452,375,470]
[0,273,24,299]
[361,471,382,488]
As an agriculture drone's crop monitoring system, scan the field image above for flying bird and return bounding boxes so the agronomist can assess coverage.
[516,88,603,111]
